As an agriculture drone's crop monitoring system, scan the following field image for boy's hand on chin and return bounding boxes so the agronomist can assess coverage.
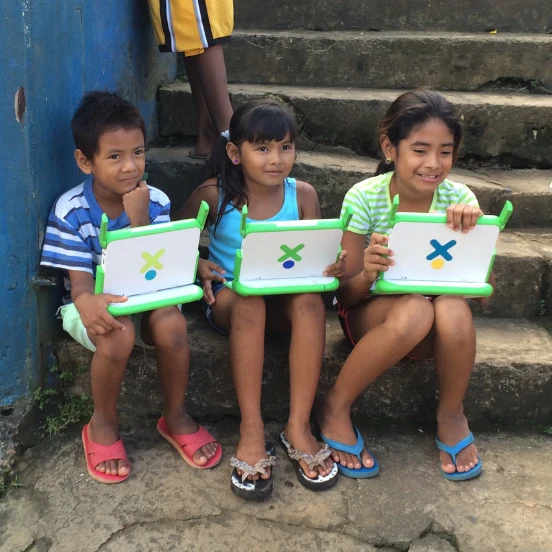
[123,180,150,227]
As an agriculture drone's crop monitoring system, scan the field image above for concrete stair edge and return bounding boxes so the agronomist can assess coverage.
[58,311,552,426]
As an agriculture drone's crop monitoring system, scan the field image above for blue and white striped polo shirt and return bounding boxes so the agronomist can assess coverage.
[41,176,171,281]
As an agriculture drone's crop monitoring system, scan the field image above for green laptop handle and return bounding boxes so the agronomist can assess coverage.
[99,200,209,248]
[239,204,353,238]
[388,195,513,230]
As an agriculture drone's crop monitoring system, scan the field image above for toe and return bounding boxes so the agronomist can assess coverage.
[192,448,208,466]
[361,448,374,468]
[105,460,115,475]
[96,461,106,473]
[339,452,349,467]
[118,459,130,476]
[301,461,318,479]
[259,467,271,480]
[330,448,340,463]
[439,451,456,474]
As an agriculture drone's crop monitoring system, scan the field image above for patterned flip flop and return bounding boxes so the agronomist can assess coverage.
[279,431,339,491]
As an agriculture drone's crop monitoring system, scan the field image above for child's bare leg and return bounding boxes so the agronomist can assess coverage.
[141,306,217,465]
[318,295,434,470]
[183,54,217,157]
[212,290,269,481]
[88,316,135,477]
[266,294,334,479]
[192,46,233,134]
[432,296,479,474]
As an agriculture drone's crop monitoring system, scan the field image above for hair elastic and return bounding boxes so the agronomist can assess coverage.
[221,130,230,140]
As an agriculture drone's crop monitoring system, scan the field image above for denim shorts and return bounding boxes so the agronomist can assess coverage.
[200,282,287,337]
[200,281,230,335]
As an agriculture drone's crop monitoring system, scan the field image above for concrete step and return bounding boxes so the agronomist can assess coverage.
[217,30,552,92]
[235,0,552,34]
[60,312,552,425]
[146,147,552,228]
[146,147,552,319]
[158,82,552,168]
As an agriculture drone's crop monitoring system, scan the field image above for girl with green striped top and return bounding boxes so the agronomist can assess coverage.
[316,89,494,482]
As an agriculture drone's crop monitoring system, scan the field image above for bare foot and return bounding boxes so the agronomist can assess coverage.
[235,419,271,482]
[87,414,130,477]
[316,397,374,471]
[192,126,217,159]
[437,410,479,474]
[284,421,334,479]
[165,412,219,466]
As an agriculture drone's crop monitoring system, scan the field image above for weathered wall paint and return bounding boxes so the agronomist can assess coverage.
[0,1,176,406]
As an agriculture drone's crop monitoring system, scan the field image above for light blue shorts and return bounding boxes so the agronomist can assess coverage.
[58,303,153,352]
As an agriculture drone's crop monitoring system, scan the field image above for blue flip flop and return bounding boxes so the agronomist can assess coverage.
[436,432,482,481]
[319,426,379,479]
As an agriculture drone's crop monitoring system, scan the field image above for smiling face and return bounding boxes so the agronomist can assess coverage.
[74,127,146,199]
[382,118,456,198]
[229,133,296,189]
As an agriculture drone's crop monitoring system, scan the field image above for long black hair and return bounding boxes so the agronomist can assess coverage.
[210,99,298,234]
[374,89,463,176]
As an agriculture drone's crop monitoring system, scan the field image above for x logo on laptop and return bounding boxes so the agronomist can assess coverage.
[427,239,457,261]
[426,239,456,270]
[141,248,166,280]
[278,244,305,269]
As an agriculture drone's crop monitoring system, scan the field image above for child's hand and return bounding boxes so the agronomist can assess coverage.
[446,204,483,233]
[324,250,347,279]
[361,233,394,284]
[74,292,128,337]
[123,180,150,227]
[198,259,226,305]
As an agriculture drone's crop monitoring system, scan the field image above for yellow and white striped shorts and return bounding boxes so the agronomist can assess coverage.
[148,0,234,56]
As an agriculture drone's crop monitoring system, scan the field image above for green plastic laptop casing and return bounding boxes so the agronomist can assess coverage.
[95,201,209,315]
[372,196,513,297]
[225,206,353,296]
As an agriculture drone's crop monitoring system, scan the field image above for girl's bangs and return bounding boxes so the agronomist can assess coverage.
[245,105,297,144]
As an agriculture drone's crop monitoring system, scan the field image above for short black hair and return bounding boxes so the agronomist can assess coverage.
[71,91,146,160]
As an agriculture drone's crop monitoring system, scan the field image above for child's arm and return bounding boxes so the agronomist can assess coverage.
[70,271,128,336]
[122,180,150,227]
[296,181,321,220]
[335,232,394,308]
[174,178,219,222]
[174,179,225,304]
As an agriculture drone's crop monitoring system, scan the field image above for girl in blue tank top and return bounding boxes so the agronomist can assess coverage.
[177,100,346,500]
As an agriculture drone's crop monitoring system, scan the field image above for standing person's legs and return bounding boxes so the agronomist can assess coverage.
[185,46,233,157]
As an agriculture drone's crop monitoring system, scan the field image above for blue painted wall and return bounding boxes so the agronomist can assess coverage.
[0,1,176,406]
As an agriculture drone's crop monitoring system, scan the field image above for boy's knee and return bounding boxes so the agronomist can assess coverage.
[147,307,188,350]
[95,317,135,360]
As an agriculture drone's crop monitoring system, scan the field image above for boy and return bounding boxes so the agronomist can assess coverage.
[41,91,221,483]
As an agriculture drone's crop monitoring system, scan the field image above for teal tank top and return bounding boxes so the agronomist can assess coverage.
[208,177,299,281]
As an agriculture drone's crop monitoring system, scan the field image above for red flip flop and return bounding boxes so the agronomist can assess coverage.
[157,416,222,469]
[81,425,130,484]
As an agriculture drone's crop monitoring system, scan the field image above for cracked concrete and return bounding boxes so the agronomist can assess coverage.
[1,423,551,552]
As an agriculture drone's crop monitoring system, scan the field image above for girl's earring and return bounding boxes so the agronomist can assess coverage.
[233,159,239,164]
[385,157,392,165]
